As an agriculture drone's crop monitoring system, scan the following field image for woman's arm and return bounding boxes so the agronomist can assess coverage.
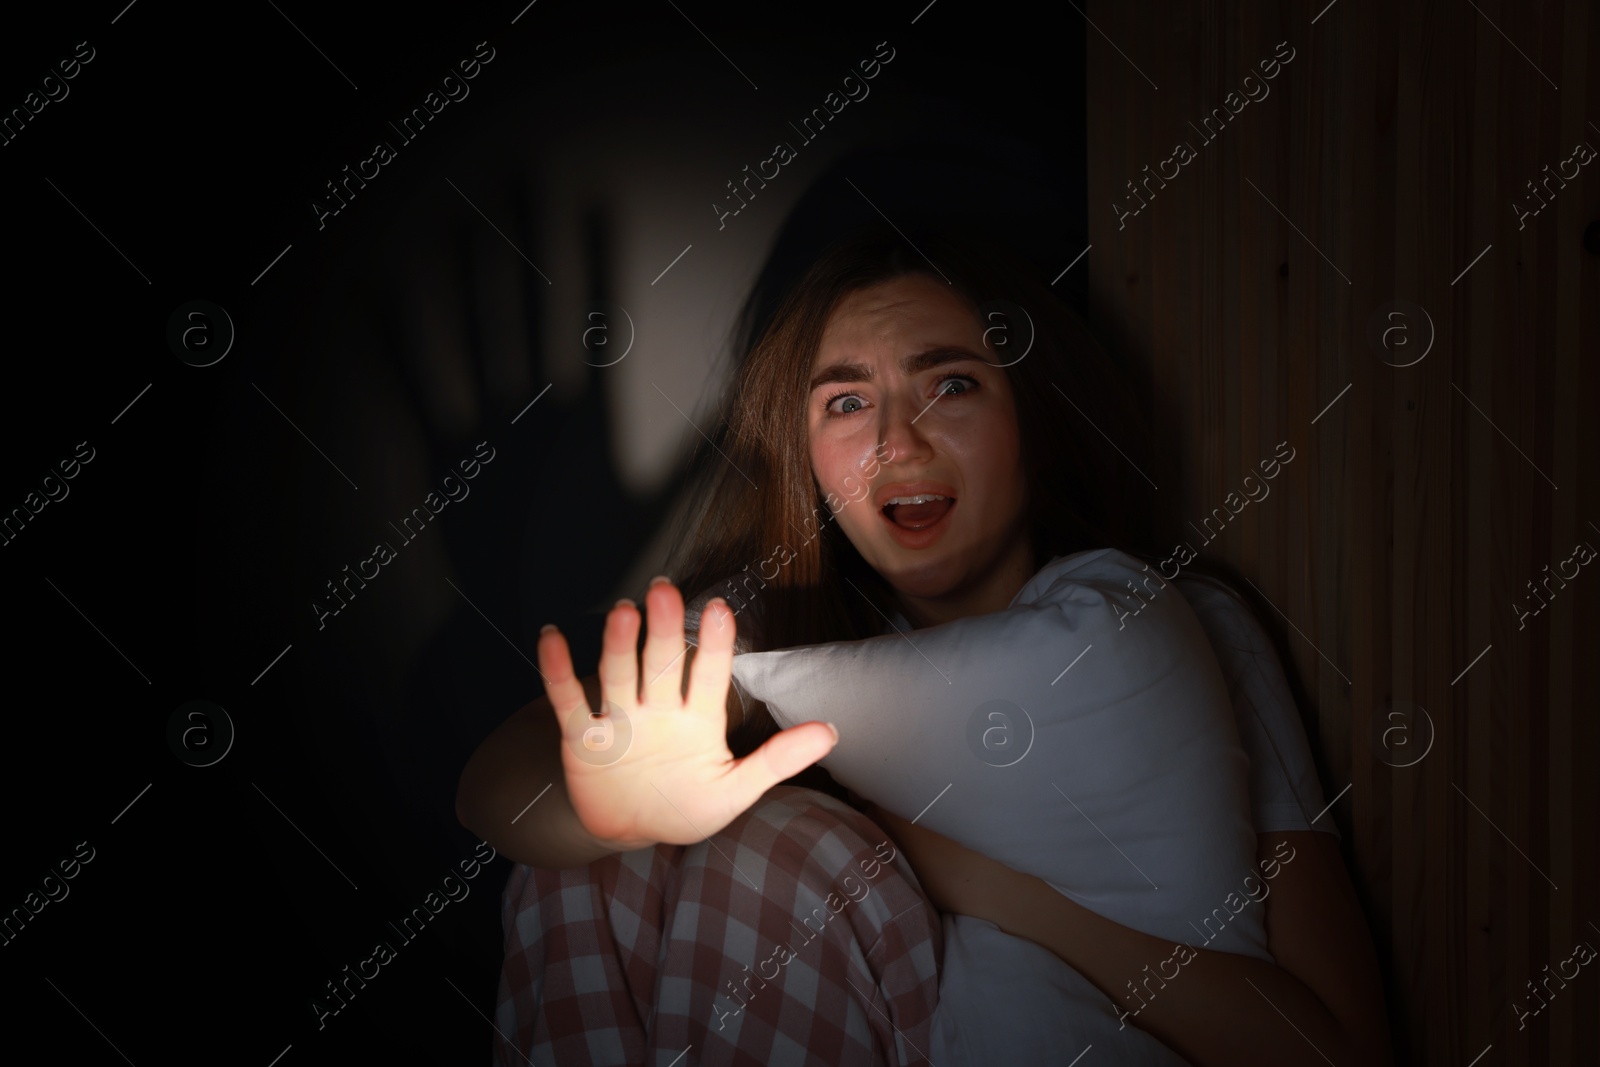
[1252,829,1394,1065]
[868,805,1394,1067]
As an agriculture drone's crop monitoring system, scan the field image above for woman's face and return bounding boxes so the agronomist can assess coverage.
[807,273,1033,618]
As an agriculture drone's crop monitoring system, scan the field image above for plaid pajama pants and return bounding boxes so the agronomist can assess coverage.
[493,785,944,1066]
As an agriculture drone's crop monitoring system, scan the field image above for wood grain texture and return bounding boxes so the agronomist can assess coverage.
[1085,2,1598,1064]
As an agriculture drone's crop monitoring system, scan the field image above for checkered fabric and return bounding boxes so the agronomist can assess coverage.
[494,785,944,1066]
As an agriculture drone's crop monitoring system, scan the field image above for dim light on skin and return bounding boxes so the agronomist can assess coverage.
[806,274,1035,631]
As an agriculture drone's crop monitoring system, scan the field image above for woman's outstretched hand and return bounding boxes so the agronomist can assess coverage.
[537,577,840,852]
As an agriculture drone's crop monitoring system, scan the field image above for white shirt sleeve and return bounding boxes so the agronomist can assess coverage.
[1175,577,1342,843]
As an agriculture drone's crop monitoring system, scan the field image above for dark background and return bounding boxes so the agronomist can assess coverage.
[0,2,1087,1062]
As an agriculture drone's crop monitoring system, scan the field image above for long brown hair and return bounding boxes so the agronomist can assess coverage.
[661,222,1250,763]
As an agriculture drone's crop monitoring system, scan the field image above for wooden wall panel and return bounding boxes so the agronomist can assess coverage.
[1086,2,1598,1064]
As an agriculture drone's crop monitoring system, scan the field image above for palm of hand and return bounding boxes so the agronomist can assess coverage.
[539,580,840,852]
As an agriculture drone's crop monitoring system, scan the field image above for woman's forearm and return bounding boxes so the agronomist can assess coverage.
[455,692,623,870]
[989,871,1364,1067]
[871,804,1379,1067]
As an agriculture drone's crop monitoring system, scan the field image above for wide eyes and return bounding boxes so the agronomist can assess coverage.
[821,371,978,419]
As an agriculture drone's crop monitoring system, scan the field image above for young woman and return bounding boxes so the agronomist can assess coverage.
[456,225,1393,1066]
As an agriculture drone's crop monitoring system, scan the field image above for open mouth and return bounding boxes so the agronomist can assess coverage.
[881,494,956,530]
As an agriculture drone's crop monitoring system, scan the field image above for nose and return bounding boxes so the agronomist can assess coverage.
[874,384,935,468]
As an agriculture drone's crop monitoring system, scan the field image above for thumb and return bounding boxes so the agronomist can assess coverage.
[725,721,839,808]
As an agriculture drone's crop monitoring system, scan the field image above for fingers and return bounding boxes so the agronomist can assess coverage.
[641,578,689,706]
[536,624,591,732]
[598,599,642,710]
[684,596,736,717]
[724,721,840,812]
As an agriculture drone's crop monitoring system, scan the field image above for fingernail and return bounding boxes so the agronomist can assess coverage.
[826,723,840,745]
[615,598,634,609]
[649,574,671,588]
[540,623,558,635]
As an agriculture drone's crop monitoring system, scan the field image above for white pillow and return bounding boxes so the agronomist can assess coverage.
[730,547,1269,959]
[1177,577,1341,842]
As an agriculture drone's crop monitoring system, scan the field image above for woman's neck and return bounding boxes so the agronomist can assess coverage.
[892,536,1038,630]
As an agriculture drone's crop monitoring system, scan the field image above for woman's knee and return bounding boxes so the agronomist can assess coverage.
[707,786,890,875]
[725,784,885,844]
[506,786,929,936]
[683,786,930,932]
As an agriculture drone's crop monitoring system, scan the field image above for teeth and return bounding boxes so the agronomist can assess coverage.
[884,494,949,506]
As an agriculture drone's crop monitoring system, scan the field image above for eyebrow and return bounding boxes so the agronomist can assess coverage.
[808,347,986,393]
